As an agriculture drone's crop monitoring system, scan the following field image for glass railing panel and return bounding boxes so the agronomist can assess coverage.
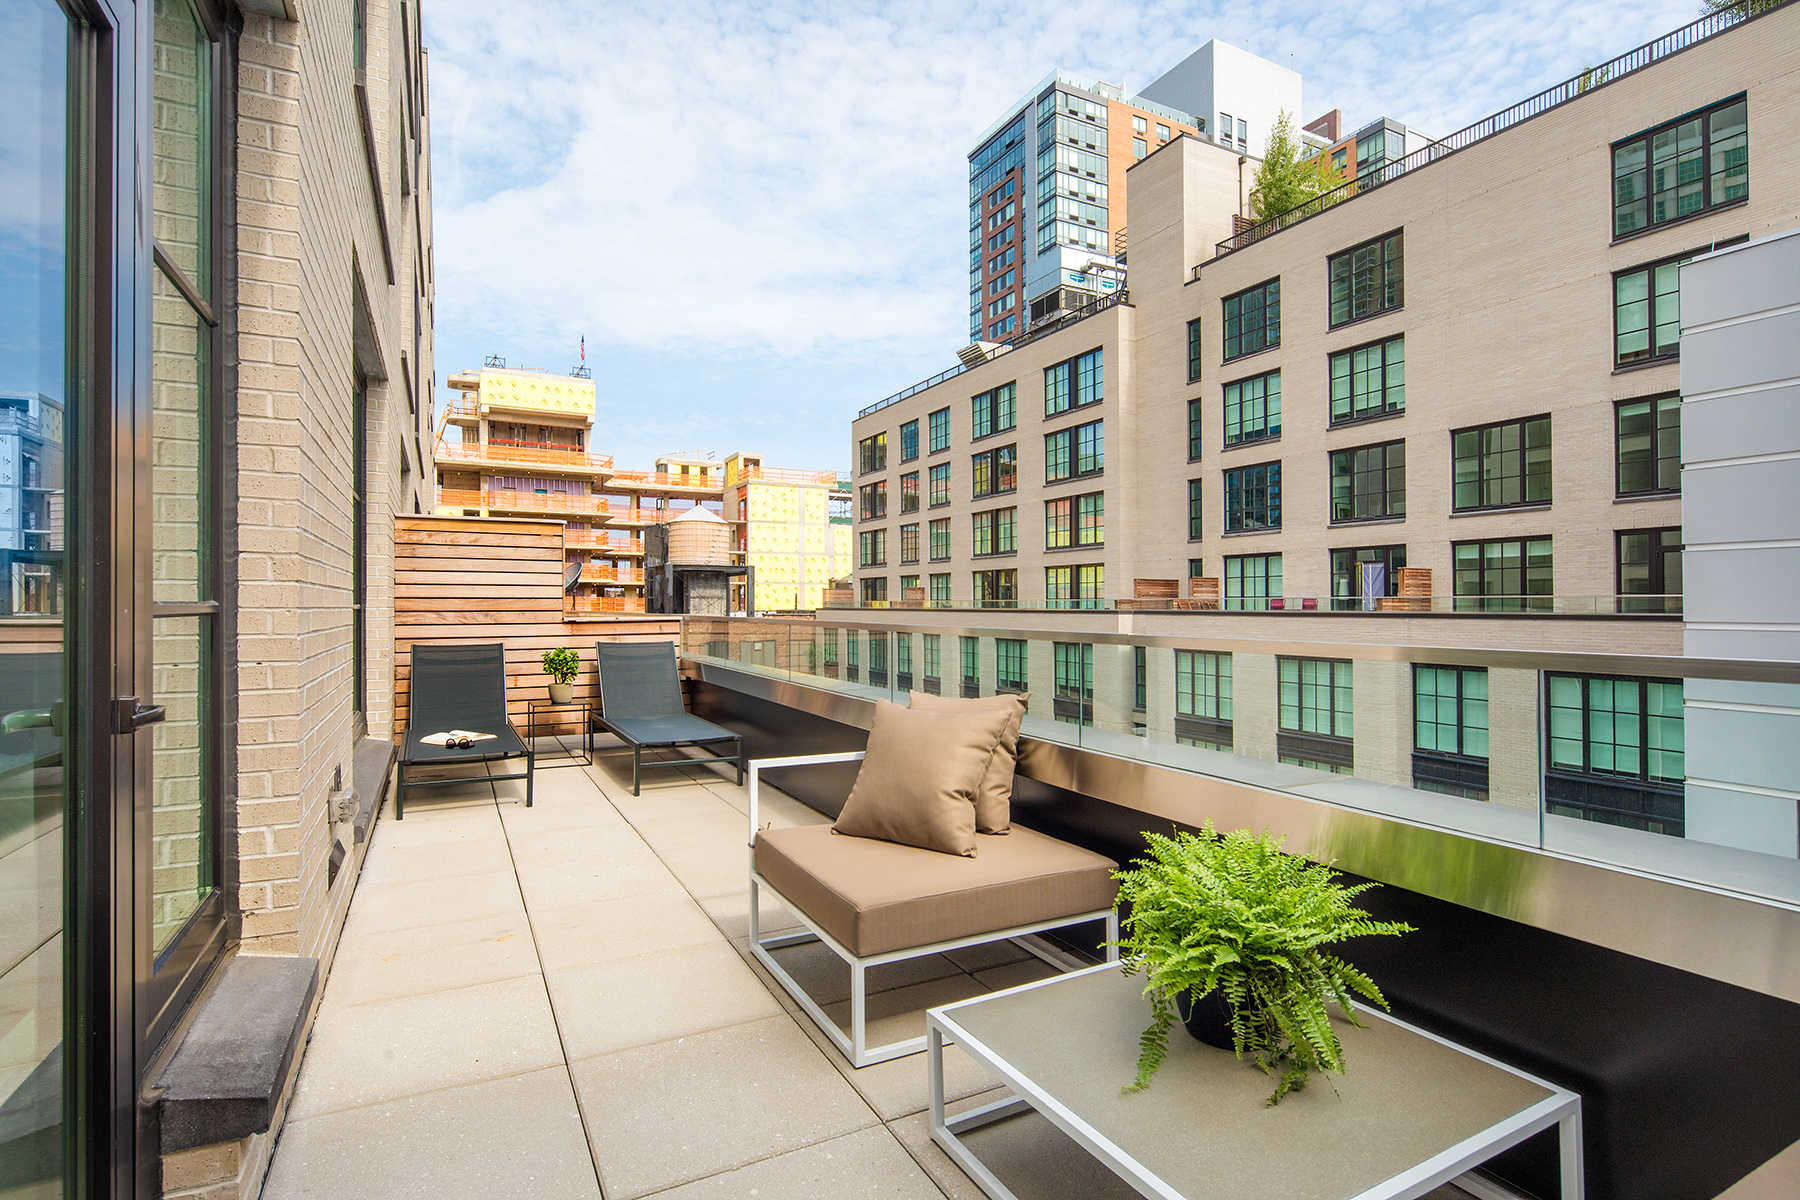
[1538,673,1800,905]
[692,613,1798,907]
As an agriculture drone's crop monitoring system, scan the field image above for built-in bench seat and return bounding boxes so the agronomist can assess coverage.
[747,752,1119,1068]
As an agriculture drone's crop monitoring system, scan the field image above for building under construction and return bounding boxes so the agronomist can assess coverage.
[436,359,850,611]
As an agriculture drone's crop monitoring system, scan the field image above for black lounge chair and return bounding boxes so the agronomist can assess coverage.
[593,641,743,795]
[396,643,533,818]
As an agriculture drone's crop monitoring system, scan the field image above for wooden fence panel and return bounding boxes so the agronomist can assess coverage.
[393,515,680,736]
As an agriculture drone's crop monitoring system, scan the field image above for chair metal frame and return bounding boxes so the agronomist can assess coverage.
[593,641,744,795]
[396,643,534,819]
[746,752,1119,1068]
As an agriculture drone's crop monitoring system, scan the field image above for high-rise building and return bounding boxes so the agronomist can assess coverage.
[1134,39,1302,160]
[968,42,1300,344]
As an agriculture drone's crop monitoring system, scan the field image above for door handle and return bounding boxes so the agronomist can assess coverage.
[113,697,167,734]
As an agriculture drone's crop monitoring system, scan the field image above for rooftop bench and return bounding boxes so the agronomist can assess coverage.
[746,751,1120,1068]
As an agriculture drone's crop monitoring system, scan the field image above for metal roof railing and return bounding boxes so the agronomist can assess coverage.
[1208,0,1791,261]
[857,290,1131,420]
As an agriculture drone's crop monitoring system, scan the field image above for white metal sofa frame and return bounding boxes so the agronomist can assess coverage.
[746,752,1119,1068]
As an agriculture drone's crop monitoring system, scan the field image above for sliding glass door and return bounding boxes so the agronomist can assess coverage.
[0,1,79,1193]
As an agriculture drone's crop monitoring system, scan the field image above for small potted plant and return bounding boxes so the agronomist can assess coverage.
[1113,822,1412,1104]
[541,647,579,704]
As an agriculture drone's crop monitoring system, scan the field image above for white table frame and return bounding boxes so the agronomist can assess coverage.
[928,962,1584,1200]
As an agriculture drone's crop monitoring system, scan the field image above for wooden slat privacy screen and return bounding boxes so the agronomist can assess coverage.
[393,516,679,735]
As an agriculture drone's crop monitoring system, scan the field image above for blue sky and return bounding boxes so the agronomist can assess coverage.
[422,0,1698,473]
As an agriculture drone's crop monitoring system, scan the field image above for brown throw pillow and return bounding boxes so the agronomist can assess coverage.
[833,699,1013,856]
[907,690,1028,834]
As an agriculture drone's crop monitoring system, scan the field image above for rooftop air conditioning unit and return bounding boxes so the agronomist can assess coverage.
[958,341,1006,368]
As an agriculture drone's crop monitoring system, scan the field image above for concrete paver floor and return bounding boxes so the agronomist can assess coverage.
[261,738,1475,1200]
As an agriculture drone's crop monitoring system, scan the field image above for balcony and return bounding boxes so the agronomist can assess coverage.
[607,505,715,527]
[608,469,727,496]
[740,464,842,487]
[576,563,645,585]
[435,439,616,476]
[286,524,1800,1200]
[438,487,611,517]
[563,529,644,555]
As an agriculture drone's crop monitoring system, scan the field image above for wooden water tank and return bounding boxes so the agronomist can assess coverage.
[666,506,731,564]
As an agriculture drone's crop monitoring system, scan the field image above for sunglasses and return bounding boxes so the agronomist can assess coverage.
[447,736,474,749]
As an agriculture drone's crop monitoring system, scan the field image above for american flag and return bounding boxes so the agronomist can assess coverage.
[580,336,585,362]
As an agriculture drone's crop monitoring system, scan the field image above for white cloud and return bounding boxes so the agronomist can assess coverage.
[423,0,1706,368]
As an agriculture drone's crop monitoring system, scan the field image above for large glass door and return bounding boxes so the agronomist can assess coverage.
[0,1,78,1193]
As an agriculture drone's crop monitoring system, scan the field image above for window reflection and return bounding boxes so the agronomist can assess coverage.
[0,0,70,1192]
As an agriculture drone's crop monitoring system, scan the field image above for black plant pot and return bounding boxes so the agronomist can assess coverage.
[1176,988,1235,1050]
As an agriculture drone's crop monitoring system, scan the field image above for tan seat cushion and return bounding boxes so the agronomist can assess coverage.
[755,822,1119,957]
[907,690,1027,835]
[832,699,1011,856]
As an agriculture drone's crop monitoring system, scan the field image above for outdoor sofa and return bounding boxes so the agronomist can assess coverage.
[745,695,1119,1068]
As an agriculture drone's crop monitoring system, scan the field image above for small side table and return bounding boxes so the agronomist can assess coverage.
[525,699,594,768]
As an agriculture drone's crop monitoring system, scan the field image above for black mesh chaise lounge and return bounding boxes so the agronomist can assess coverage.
[396,643,533,818]
[594,641,744,796]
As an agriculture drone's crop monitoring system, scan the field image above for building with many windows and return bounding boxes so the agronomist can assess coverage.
[966,40,1302,344]
[856,0,1798,846]
[436,366,848,612]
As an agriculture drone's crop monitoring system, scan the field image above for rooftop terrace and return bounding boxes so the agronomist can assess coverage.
[257,736,1483,1200]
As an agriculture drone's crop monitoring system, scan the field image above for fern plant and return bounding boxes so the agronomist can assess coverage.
[1113,822,1413,1104]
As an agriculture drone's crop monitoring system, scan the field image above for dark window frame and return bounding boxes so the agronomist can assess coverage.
[1187,318,1204,382]
[1044,419,1103,484]
[928,462,951,507]
[899,522,921,565]
[1451,414,1552,512]
[1222,277,1281,361]
[1187,479,1204,541]
[858,480,888,521]
[975,569,1019,609]
[1328,334,1405,425]
[1614,393,1681,496]
[1329,439,1405,523]
[1613,252,1689,367]
[1452,536,1554,612]
[1187,397,1203,461]
[1044,345,1104,417]
[971,381,1017,441]
[1223,369,1281,447]
[927,407,952,454]
[928,518,952,562]
[1224,460,1281,532]
[1328,229,1404,328]
[1616,526,1682,612]
[899,419,920,462]
[1329,544,1407,609]
[858,431,887,474]
[1611,93,1747,241]
[1545,673,1687,807]
[971,506,1017,557]
[971,443,1017,499]
[858,528,888,567]
[1224,553,1282,611]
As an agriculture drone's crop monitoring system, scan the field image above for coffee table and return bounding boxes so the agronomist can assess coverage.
[927,962,1582,1200]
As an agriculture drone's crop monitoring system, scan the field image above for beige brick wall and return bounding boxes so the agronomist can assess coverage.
[1133,8,1800,600]
[171,1,435,1195]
